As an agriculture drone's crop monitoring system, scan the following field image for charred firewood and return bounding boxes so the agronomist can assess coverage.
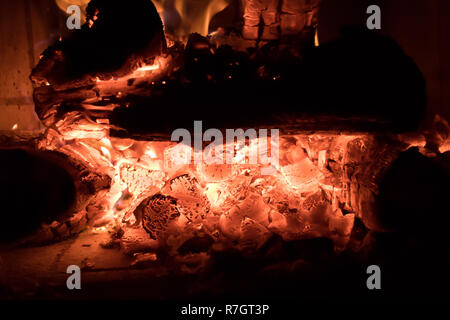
[109,31,426,137]
[242,0,280,40]
[33,85,98,123]
[0,148,110,244]
[242,0,320,42]
[209,0,244,34]
[377,147,450,233]
[138,194,181,240]
[0,148,75,243]
[31,0,166,87]
[31,24,426,137]
[280,0,320,38]
[169,174,201,195]
[137,175,211,240]
[177,235,215,255]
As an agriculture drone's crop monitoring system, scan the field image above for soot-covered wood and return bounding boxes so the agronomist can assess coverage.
[0,149,76,242]
[242,0,320,41]
[31,1,425,137]
[31,0,166,87]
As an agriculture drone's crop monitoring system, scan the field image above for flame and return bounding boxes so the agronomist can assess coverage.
[56,0,229,37]
[314,29,320,47]
[12,123,18,130]
[174,0,228,35]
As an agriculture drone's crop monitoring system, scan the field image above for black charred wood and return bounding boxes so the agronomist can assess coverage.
[177,235,215,255]
[0,146,111,244]
[377,147,450,233]
[31,0,166,87]
[109,30,426,138]
[0,149,76,243]
[32,28,426,138]
[138,194,181,241]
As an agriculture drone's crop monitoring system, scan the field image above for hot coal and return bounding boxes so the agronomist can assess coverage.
[138,193,181,241]
[11,0,446,300]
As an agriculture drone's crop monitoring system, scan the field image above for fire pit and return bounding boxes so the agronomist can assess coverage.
[0,0,449,301]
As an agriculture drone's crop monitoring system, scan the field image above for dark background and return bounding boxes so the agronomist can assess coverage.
[319,0,450,124]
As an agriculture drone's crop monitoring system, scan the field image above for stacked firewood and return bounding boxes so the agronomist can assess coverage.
[242,0,321,40]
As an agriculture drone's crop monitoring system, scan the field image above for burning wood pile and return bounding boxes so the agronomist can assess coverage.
[25,0,436,257]
[1,0,448,299]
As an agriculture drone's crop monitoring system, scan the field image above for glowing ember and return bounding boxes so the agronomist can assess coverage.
[146,148,157,159]
[138,64,160,72]
[38,108,369,253]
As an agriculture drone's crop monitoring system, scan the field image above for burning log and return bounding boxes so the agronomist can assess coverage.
[0,148,110,244]
[31,0,166,87]
[19,0,443,277]
[242,0,280,40]
[377,147,450,233]
[242,0,320,41]
[31,28,426,139]
[135,173,212,243]
[280,0,320,38]
[0,148,75,243]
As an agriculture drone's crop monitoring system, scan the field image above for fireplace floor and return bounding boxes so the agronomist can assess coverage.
[2,222,448,300]
[0,226,351,299]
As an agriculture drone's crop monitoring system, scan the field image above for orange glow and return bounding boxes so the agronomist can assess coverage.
[95,62,162,87]
[100,146,112,162]
[146,148,157,159]
[39,110,366,251]
[138,64,160,72]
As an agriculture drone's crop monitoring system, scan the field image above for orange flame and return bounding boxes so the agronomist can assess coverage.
[57,0,229,36]
[173,0,228,35]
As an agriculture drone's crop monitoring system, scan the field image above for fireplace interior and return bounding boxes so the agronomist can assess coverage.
[0,0,449,301]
